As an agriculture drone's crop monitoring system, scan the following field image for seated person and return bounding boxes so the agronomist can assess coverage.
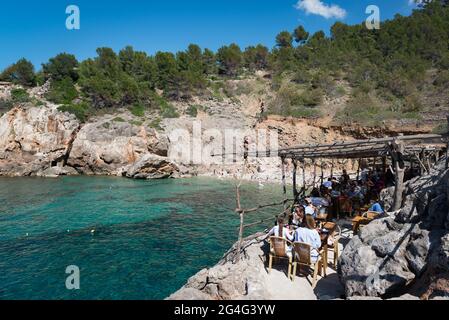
[323,178,333,190]
[340,169,350,186]
[311,187,321,197]
[268,217,294,241]
[290,205,304,228]
[304,198,317,218]
[294,216,322,262]
[369,200,384,213]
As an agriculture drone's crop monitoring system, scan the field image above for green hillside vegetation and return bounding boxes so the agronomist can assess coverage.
[1,1,448,125]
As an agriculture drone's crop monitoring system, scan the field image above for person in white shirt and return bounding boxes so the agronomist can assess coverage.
[294,216,322,262]
[304,198,317,218]
[268,217,294,241]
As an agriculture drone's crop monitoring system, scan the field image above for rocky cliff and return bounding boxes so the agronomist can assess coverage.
[0,104,178,179]
[0,79,437,181]
[339,161,449,299]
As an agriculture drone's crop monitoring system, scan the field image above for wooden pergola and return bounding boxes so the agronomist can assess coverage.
[231,133,448,262]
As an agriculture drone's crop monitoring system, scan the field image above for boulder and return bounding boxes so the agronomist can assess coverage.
[124,154,178,179]
[37,166,79,178]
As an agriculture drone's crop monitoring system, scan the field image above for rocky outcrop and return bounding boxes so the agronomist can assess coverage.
[0,105,178,179]
[123,154,178,179]
[0,105,80,176]
[67,117,170,175]
[168,233,272,300]
[339,161,449,299]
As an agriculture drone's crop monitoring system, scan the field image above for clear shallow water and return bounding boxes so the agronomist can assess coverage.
[0,176,283,300]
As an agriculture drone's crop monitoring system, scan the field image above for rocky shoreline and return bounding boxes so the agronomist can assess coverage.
[168,161,449,300]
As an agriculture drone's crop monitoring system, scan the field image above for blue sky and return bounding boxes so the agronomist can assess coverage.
[0,0,418,70]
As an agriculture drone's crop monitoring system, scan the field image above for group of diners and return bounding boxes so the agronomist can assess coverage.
[264,167,395,269]
[266,198,329,264]
[309,167,390,220]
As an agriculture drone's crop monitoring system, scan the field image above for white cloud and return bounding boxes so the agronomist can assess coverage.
[408,0,425,5]
[295,0,347,19]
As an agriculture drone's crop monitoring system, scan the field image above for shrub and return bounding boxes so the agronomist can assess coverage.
[46,78,78,104]
[151,94,179,118]
[11,88,30,103]
[58,102,90,122]
[130,120,143,126]
[130,104,145,117]
[434,70,449,88]
[186,105,199,117]
[149,118,162,130]
[112,117,126,122]
[0,99,13,112]
[432,122,448,134]
[299,88,323,107]
[403,95,423,113]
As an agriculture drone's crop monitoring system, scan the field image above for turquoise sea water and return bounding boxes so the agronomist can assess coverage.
[0,176,283,300]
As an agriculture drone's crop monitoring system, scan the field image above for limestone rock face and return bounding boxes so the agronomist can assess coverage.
[339,163,449,299]
[0,105,176,179]
[0,106,80,176]
[167,233,271,300]
[68,119,169,175]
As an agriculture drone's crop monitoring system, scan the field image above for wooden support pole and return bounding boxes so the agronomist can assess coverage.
[320,160,324,185]
[356,158,361,181]
[302,159,306,196]
[235,183,244,263]
[281,157,288,211]
[391,140,405,211]
[447,116,449,169]
[446,142,449,169]
[236,210,244,262]
[293,160,299,202]
[312,159,317,187]
[330,158,334,179]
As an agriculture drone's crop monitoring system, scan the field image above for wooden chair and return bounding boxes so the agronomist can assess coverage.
[291,242,324,289]
[315,212,328,228]
[268,237,293,279]
[324,223,341,268]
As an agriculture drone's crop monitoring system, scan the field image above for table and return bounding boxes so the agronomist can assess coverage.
[352,216,372,235]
